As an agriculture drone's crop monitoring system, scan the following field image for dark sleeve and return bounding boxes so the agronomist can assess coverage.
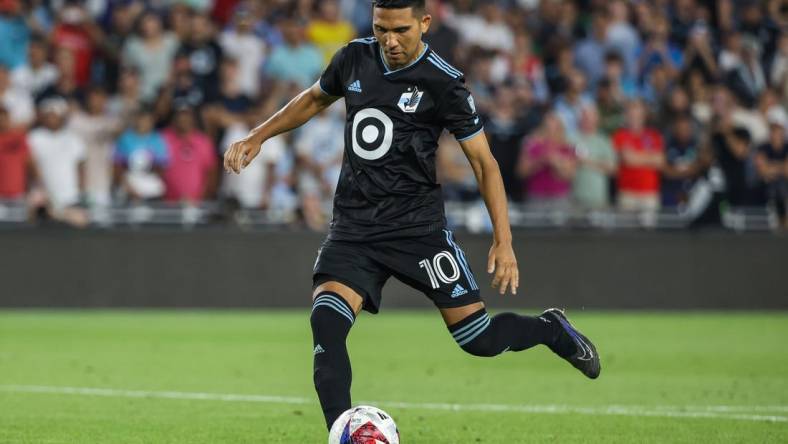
[318,45,348,97]
[438,79,484,142]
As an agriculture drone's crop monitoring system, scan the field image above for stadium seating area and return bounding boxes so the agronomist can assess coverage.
[1,0,787,231]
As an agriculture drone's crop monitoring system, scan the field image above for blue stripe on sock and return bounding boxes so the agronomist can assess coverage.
[457,318,491,346]
[313,295,355,320]
[451,315,489,340]
[312,296,355,324]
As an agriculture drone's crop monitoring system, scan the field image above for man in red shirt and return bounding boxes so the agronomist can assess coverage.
[612,99,665,211]
[0,105,32,199]
[51,3,96,88]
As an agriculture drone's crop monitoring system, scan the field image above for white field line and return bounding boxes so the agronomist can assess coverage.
[0,385,785,423]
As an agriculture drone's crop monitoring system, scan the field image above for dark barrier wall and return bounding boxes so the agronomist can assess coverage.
[1,229,786,309]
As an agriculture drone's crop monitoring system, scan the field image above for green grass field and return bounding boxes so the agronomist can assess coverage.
[0,310,786,443]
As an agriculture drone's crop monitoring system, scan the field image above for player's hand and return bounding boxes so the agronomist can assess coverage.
[224,136,262,174]
[488,241,519,295]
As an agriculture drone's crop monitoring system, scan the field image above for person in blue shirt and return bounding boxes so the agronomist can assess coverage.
[113,109,169,201]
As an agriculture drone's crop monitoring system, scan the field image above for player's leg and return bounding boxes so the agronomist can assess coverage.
[310,281,363,429]
[439,303,600,378]
[310,239,390,430]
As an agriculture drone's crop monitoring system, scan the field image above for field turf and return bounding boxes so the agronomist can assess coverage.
[0,310,786,443]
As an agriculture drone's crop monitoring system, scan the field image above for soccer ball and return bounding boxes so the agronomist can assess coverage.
[328,405,400,444]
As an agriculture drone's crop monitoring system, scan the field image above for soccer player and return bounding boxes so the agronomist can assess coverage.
[224,0,601,431]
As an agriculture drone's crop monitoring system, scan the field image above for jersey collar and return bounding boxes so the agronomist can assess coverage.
[378,42,430,76]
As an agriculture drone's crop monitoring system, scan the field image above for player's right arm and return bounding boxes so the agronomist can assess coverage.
[224,84,339,174]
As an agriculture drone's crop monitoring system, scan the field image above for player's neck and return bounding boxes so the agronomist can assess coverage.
[382,41,426,71]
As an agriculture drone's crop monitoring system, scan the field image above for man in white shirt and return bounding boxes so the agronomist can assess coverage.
[219,8,265,99]
[27,97,89,227]
[0,65,34,129]
[11,38,59,97]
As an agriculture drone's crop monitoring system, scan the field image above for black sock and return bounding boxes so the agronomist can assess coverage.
[310,292,355,429]
[449,309,575,357]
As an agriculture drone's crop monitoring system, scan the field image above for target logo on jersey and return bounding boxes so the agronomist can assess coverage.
[328,406,400,444]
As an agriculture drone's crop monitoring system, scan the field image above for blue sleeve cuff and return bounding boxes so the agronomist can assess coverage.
[455,127,485,142]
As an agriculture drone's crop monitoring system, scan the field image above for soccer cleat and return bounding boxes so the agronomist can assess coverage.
[539,308,601,379]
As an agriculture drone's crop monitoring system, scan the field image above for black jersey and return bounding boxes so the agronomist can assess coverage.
[318,37,484,242]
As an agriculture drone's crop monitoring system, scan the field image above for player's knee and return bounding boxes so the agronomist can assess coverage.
[449,310,499,357]
[310,291,356,332]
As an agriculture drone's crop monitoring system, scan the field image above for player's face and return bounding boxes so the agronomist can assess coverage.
[373,7,431,69]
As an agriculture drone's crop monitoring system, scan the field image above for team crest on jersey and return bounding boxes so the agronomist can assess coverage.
[397,86,424,113]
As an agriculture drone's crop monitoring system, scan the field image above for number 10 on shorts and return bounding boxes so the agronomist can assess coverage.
[419,251,461,289]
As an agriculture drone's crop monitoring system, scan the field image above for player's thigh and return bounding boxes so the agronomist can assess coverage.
[439,302,486,327]
[380,229,482,311]
[312,281,364,315]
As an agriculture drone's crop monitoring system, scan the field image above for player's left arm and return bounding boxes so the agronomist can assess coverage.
[458,133,518,296]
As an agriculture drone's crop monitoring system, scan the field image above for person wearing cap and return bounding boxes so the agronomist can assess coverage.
[755,108,788,228]
[27,97,89,227]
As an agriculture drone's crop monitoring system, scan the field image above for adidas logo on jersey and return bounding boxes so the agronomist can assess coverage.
[451,284,468,298]
[348,80,362,93]
[314,344,325,355]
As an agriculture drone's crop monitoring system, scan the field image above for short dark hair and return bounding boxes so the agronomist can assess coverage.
[373,0,425,14]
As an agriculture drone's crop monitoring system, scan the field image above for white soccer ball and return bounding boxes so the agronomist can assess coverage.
[328,405,400,444]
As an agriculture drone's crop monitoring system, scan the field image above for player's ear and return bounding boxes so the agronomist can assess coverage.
[419,13,431,34]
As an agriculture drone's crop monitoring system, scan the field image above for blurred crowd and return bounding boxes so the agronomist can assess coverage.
[1,0,788,230]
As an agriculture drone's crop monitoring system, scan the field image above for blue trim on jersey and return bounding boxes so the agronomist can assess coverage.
[312,295,355,324]
[351,37,377,45]
[451,314,489,340]
[429,52,463,76]
[427,56,459,79]
[444,230,478,290]
[456,127,485,142]
[427,54,462,78]
[379,43,429,75]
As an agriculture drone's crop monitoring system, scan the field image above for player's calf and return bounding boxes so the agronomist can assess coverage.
[311,291,356,429]
[448,308,561,357]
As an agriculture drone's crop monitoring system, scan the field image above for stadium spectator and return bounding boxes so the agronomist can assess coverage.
[485,84,539,202]
[711,120,760,209]
[27,97,88,227]
[114,109,169,202]
[0,104,30,200]
[660,113,709,208]
[755,109,788,228]
[437,130,478,203]
[637,14,683,87]
[574,12,609,90]
[725,37,768,109]
[161,105,218,204]
[422,0,459,67]
[511,31,548,104]
[450,2,513,54]
[602,51,638,101]
[202,58,253,142]
[605,0,640,80]
[0,0,29,70]
[570,105,616,210]
[219,8,266,99]
[178,12,224,99]
[153,54,206,126]
[0,65,34,129]
[595,78,626,136]
[307,0,355,66]
[265,14,323,89]
[518,113,577,211]
[107,67,142,121]
[122,11,179,104]
[36,48,81,106]
[295,106,345,230]
[69,87,123,207]
[613,99,665,212]
[51,2,96,88]
[554,69,593,136]
[220,116,285,210]
[11,38,58,97]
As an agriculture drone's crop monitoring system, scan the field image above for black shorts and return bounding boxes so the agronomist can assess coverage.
[312,229,482,313]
